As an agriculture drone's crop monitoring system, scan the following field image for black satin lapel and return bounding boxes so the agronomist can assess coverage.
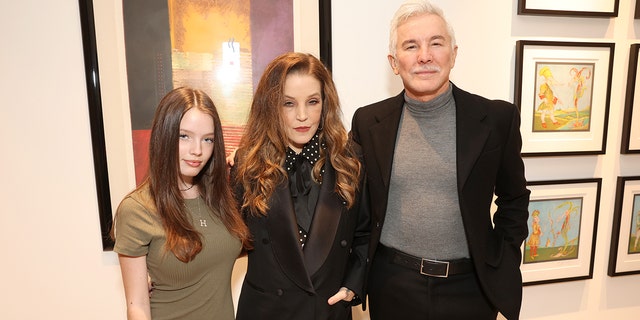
[303,165,341,276]
[370,99,403,189]
[267,183,314,292]
[455,92,490,190]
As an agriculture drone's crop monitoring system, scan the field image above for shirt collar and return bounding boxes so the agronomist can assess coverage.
[284,132,325,172]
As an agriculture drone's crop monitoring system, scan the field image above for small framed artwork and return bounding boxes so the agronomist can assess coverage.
[517,0,619,17]
[608,176,640,277]
[621,44,640,154]
[514,40,614,157]
[522,178,601,285]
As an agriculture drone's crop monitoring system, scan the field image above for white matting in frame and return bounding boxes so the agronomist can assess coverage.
[515,41,614,156]
[521,179,601,285]
[518,0,619,17]
[608,177,640,276]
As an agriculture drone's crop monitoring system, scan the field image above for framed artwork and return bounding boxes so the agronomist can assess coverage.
[517,0,619,17]
[636,0,640,19]
[79,0,331,250]
[514,40,614,157]
[622,44,640,154]
[521,178,601,285]
[608,176,640,276]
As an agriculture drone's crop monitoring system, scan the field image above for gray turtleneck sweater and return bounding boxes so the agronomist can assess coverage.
[379,84,470,260]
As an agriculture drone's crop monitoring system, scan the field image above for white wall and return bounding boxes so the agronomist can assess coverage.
[0,0,638,319]
[0,0,126,319]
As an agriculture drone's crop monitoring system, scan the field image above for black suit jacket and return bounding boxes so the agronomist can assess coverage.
[233,151,370,320]
[350,83,530,320]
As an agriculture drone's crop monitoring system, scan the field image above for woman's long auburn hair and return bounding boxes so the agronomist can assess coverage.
[235,53,361,216]
[117,87,251,262]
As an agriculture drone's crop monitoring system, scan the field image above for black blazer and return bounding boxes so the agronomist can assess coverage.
[233,150,370,320]
[350,83,530,320]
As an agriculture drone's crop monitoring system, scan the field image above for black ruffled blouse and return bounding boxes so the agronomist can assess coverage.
[284,132,325,249]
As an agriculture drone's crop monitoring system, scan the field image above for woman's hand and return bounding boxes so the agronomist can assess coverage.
[327,286,355,305]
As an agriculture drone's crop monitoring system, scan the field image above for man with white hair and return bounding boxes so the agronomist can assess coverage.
[350,1,530,319]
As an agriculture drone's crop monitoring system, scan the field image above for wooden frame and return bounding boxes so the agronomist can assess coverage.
[517,0,619,17]
[514,40,614,157]
[608,176,640,277]
[622,44,640,154]
[522,178,601,285]
[79,0,332,250]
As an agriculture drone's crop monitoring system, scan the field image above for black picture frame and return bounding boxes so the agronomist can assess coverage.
[79,0,333,251]
[622,44,640,154]
[522,178,601,286]
[514,40,614,157]
[517,0,619,17]
[608,176,640,277]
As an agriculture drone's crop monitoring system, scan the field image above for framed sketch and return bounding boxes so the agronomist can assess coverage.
[517,0,619,17]
[608,176,640,276]
[622,44,640,154]
[521,178,601,285]
[514,40,614,157]
[79,0,330,250]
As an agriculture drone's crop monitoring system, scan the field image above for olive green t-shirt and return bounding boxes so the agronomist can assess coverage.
[114,187,241,320]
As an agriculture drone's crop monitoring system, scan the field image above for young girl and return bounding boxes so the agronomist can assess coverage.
[232,52,370,320]
[113,87,251,320]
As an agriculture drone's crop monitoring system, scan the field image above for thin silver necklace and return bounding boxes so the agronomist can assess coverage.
[193,196,207,227]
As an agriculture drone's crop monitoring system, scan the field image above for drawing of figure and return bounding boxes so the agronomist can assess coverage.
[552,201,580,258]
[537,66,562,129]
[569,67,591,115]
[527,210,542,260]
[569,67,592,129]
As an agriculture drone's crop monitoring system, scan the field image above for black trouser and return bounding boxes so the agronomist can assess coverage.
[367,245,498,320]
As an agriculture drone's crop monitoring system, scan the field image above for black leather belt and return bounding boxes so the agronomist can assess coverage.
[379,245,474,278]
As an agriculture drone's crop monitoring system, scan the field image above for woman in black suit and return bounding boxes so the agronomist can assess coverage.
[232,52,370,320]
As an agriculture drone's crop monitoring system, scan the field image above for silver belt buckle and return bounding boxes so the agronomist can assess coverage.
[420,258,449,278]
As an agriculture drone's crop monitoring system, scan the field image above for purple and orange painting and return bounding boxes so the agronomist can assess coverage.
[124,0,293,184]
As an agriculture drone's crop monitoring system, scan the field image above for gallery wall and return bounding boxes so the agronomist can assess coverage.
[331,1,640,319]
[0,0,639,319]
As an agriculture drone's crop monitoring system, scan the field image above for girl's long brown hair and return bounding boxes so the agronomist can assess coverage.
[235,53,361,216]
[117,87,251,262]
